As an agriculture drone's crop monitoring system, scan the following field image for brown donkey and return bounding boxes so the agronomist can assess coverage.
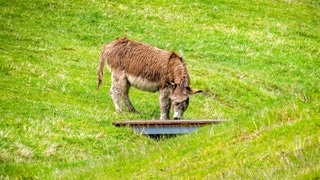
[97,38,201,120]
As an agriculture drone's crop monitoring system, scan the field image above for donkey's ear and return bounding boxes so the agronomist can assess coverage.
[187,87,203,94]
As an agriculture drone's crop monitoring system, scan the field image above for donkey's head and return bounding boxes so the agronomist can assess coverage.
[170,85,202,120]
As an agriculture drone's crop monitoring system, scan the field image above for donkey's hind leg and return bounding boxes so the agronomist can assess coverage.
[110,73,123,112]
[121,79,137,113]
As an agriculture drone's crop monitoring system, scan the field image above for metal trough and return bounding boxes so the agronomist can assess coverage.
[112,120,224,137]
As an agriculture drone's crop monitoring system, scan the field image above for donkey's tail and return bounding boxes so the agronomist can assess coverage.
[97,47,107,90]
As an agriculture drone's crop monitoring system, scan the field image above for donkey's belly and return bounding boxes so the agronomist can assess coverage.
[127,75,160,92]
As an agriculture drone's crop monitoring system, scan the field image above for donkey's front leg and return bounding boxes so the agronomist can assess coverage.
[159,89,171,120]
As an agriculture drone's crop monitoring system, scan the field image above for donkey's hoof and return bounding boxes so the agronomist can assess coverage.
[129,109,139,114]
[115,109,123,113]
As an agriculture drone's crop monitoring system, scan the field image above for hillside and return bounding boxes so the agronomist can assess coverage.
[1,0,319,179]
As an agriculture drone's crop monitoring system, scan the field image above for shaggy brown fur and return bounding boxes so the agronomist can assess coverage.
[97,38,201,120]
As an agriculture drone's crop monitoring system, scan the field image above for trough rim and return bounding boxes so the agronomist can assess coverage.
[112,119,225,127]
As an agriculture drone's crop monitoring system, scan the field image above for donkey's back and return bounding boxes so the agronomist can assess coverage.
[98,38,173,90]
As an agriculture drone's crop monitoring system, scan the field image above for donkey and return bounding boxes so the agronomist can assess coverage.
[97,38,202,120]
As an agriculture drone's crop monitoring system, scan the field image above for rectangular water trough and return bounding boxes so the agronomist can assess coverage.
[112,120,225,137]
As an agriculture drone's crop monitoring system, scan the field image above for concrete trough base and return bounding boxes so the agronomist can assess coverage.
[112,120,225,138]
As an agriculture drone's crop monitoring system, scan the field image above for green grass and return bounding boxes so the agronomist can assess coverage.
[1,0,319,179]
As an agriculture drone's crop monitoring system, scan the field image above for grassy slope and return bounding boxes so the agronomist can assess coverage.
[0,0,319,179]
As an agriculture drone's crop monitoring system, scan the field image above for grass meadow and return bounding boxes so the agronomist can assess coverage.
[1,0,319,179]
